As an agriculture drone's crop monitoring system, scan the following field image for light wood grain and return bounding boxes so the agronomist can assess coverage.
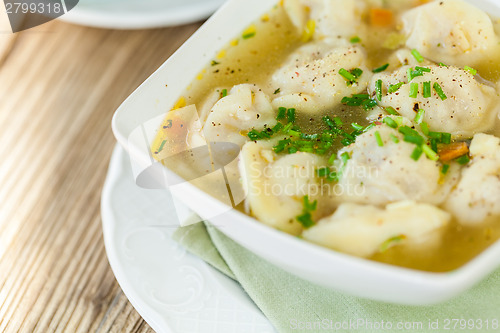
[0,15,202,332]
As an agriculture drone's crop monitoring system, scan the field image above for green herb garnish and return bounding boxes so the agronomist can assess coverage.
[296,195,318,228]
[411,49,424,63]
[423,81,431,98]
[433,82,447,100]
[388,82,404,94]
[464,66,477,75]
[409,82,419,98]
[373,63,389,73]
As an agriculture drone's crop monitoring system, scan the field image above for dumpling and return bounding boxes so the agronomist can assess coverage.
[336,124,458,205]
[202,84,277,147]
[402,0,500,67]
[368,65,500,137]
[445,134,500,225]
[283,0,366,40]
[239,141,323,235]
[271,45,371,114]
[303,201,451,257]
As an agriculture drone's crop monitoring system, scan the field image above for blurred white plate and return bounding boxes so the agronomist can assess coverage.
[59,0,227,29]
[101,145,276,333]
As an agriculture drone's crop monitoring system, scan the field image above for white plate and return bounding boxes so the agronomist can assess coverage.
[101,144,276,333]
[59,0,226,29]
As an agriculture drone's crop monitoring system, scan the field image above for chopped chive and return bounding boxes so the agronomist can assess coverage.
[296,212,314,228]
[375,79,383,101]
[430,139,438,153]
[282,122,293,134]
[415,66,431,73]
[341,152,350,164]
[277,107,286,120]
[350,36,361,43]
[375,131,384,147]
[407,67,414,81]
[380,235,406,252]
[441,132,451,145]
[273,88,281,95]
[317,167,330,177]
[423,81,431,98]
[328,153,336,165]
[288,146,298,154]
[433,82,447,100]
[221,88,228,97]
[404,135,425,145]
[157,140,167,153]
[296,196,318,228]
[411,146,423,161]
[414,109,425,124]
[352,93,370,98]
[439,62,448,67]
[247,129,262,141]
[383,117,398,128]
[351,123,364,131]
[409,82,419,98]
[393,116,404,127]
[339,68,356,83]
[288,129,301,137]
[390,134,400,143]
[398,126,420,137]
[388,82,404,93]
[333,117,343,127]
[385,106,399,115]
[342,96,362,106]
[422,144,439,161]
[211,60,220,66]
[362,98,378,110]
[441,164,450,175]
[350,68,363,78]
[272,123,284,133]
[373,63,389,73]
[363,123,376,133]
[464,66,477,75]
[287,108,296,123]
[420,121,430,135]
[411,49,424,63]
[428,131,443,140]
[456,155,470,165]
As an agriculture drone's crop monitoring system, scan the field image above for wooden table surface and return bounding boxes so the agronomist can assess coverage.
[0,11,202,332]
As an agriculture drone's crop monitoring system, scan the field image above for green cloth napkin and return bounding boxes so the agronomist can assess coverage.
[173,222,500,333]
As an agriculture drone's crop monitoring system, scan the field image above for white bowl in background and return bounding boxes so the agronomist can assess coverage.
[112,0,500,305]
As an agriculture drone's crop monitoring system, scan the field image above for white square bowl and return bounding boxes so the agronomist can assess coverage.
[112,0,500,305]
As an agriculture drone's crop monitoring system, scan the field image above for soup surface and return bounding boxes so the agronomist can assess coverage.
[153,0,500,272]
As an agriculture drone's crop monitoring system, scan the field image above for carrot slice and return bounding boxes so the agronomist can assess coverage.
[438,142,469,162]
[370,8,394,27]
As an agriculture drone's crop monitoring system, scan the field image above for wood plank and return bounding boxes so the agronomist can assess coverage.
[0,17,201,332]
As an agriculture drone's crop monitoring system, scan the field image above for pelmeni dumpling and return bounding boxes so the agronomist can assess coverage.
[239,141,324,235]
[336,124,459,205]
[283,0,366,40]
[368,65,500,137]
[402,0,500,67]
[303,201,451,257]
[202,84,277,147]
[445,134,500,225]
[271,45,371,114]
